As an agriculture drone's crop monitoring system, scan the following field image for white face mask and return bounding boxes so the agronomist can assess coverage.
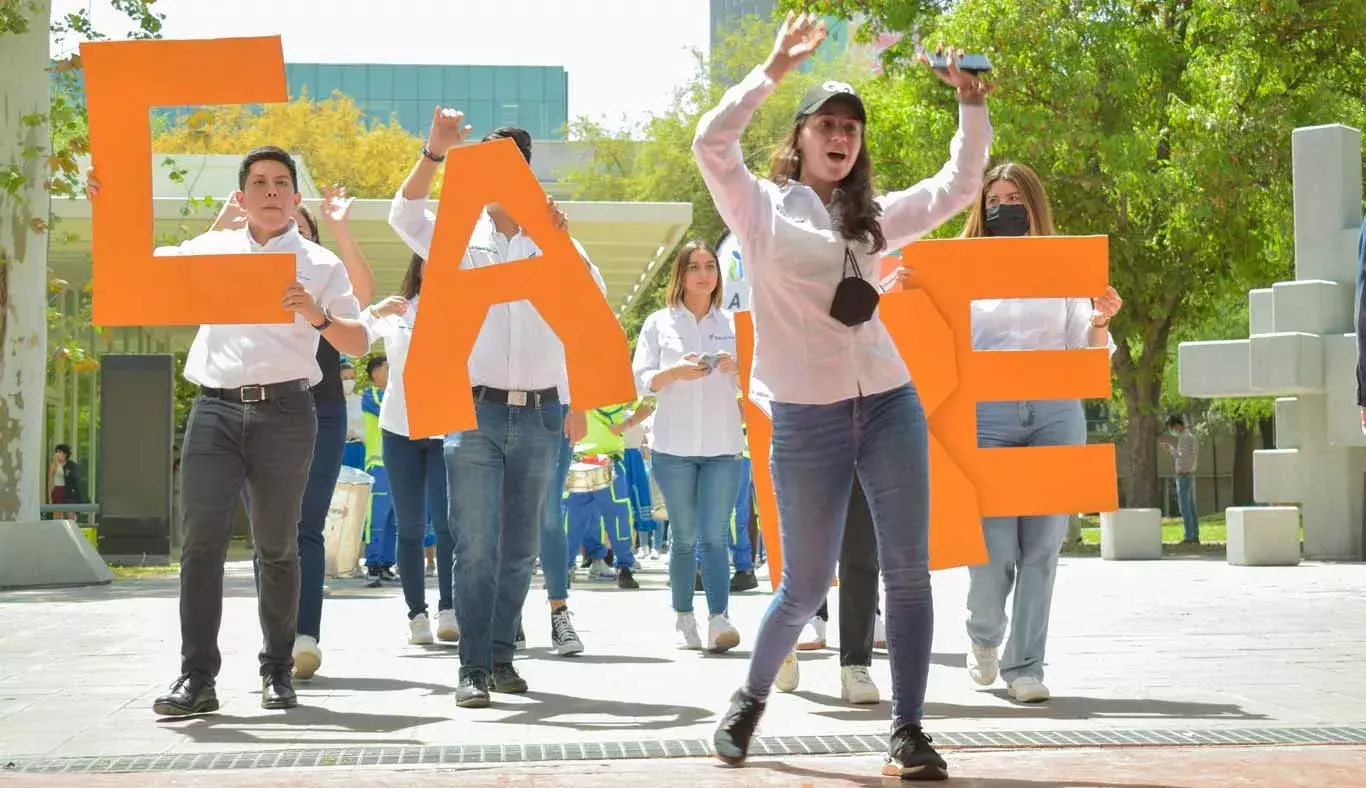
[341,379,356,395]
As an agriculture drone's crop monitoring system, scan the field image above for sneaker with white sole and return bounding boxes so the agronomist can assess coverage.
[292,635,322,680]
[1008,676,1050,703]
[774,651,800,692]
[708,614,741,653]
[968,644,999,686]
[589,559,615,580]
[840,665,881,704]
[796,617,827,650]
[676,612,703,650]
[436,609,459,642]
[550,607,584,656]
[408,613,435,645]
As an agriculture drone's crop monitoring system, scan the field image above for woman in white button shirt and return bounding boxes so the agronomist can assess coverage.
[633,240,746,654]
[954,162,1123,704]
[359,253,457,648]
[694,13,993,779]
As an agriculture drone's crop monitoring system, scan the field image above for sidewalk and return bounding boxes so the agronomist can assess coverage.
[2,554,1364,775]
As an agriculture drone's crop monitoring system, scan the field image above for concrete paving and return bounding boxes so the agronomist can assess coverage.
[0,554,1363,765]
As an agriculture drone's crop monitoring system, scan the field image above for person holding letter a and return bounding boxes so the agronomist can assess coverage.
[388,108,607,709]
[88,146,369,716]
[693,12,993,780]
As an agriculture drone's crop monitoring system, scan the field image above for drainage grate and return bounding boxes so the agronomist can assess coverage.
[5,726,1365,774]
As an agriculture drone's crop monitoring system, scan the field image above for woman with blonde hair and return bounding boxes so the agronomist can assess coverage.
[633,240,746,653]
[956,161,1123,703]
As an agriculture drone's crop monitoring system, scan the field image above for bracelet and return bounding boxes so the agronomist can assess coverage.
[1091,318,1110,328]
[421,145,446,163]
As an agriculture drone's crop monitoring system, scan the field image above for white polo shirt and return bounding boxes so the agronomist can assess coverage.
[693,65,992,413]
[155,223,361,389]
[358,295,422,438]
[388,195,607,404]
[633,305,745,457]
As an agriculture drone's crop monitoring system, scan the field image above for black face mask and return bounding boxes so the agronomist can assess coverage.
[829,248,880,327]
[985,203,1030,237]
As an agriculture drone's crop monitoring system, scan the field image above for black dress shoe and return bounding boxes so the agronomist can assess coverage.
[491,662,528,693]
[152,674,218,717]
[456,668,491,708]
[261,671,298,710]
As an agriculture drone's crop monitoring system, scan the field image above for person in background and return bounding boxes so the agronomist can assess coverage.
[633,240,746,653]
[362,354,399,586]
[1356,215,1365,436]
[342,360,367,470]
[728,424,759,592]
[48,443,84,521]
[618,399,660,558]
[1161,414,1200,545]
[565,404,642,589]
[948,161,1121,705]
[694,13,993,777]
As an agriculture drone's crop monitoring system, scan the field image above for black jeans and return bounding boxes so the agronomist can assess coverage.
[179,390,316,679]
[814,474,881,667]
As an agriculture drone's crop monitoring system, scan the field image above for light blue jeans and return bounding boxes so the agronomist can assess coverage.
[966,399,1086,684]
[742,383,932,728]
[1175,474,1199,542]
[652,452,743,616]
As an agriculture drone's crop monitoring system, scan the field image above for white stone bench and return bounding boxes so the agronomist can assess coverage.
[0,520,113,588]
[1226,506,1302,566]
[1100,509,1162,560]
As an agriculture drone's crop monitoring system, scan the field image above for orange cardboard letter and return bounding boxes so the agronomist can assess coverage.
[404,138,636,439]
[82,37,294,327]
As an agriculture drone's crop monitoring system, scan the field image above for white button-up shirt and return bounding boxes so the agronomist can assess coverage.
[155,224,360,389]
[633,306,745,457]
[693,65,992,413]
[388,194,607,403]
[971,298,1116,354]
[358,295,423,437]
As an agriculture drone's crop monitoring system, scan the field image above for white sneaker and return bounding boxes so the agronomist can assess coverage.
[968,644,999,686]
[292,635,322,680]
[774,651,800,692]
[707,614,741,653]
[408,613,435,645]
[1008,676,1050,703]
[796,617,827,650]
[676,612,702,650]
[436,609,460,642]
[873,614,887,650]
[589,559,615,580]
[649,547,660,560]
[840,665,881,705]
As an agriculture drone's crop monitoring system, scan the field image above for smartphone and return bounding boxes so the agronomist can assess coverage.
[698,352,719,370]
[926,52,992,74]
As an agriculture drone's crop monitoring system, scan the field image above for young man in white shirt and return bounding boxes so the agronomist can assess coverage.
[389,110,607,708]
[90,146,368,716]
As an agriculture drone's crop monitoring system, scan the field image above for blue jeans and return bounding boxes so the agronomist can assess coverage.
[743,383,932,728]
[966,400,1085,683]
[623,448,657,533]
[364,464,397,567]
[250,398,345,642]
[445,397,562,671]
[1175,474,1199,542]
[655,452,742,615]
[381,430,452,619]
[567,459,637,570]
[540,416,573,601]
[730,456,755,572]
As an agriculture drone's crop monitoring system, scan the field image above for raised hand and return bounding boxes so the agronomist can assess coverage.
[371,295,409,319]
[85,168,101,199]
[764,11,827,82]
[547,194,567,231]
[210,193,249,232]
[919,46,995,104]
[1093,286,1123,325]
[427,105,473,154]
[319,184,354,227]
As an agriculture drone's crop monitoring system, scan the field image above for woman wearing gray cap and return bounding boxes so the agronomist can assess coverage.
[693,11,993,781]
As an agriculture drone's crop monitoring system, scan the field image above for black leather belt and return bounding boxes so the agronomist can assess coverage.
[200,379,311,403]
[472,385,558,408]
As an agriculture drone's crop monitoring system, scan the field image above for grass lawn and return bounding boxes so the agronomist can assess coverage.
[1077,512,1228,545]
[108,537,254,581]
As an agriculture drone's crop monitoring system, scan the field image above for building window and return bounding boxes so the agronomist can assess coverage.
[500,103,519,127]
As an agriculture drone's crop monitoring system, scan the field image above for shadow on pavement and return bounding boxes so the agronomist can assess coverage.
[300,675,452,696]
[161,707,447,747]
[477,689,712,732]
[758,761,1183,788]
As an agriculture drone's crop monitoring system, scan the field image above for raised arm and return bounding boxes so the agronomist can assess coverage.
[319,184,376,306]
[390,106,473,259]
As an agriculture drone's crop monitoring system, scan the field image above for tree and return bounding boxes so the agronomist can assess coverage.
[797,0,1366,507]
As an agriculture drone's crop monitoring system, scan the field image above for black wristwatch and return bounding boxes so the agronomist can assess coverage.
[422,145,446,163]
[311,308,333,332]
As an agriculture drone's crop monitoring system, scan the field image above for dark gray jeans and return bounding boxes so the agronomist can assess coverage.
[179,389,316,679]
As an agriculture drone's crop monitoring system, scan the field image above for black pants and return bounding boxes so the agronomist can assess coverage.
[179,390,316,679]
[815,473,881,667]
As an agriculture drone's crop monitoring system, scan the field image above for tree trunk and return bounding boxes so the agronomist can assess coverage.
[1123,408,1162,508]
[0,1,52,523]
[1231,419,1256,505]
[1259,414,1275,449]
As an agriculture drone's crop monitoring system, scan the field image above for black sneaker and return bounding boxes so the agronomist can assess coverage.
[550,606,584,656]
[695,571,704,592]
[379,566,400,584]
[713,689,765,766]
[491,662,528,693]
[730,569,758,592]
[514,620,527,650]
[881,723,948,781]
[617,567,640,589]
[152,674,218,717]
[455,668,491,708]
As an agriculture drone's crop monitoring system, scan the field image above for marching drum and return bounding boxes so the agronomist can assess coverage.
[566,456,613,494]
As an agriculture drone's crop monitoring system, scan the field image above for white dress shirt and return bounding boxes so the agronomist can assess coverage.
[388,194,607,404]
[358,295,424,438]
[633,306,746,457]
[156,224,360,389]
[971,298,1116,355]
[693,65,992,414]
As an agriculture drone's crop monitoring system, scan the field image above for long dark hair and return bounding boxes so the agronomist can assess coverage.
[767,120,886,255]
[399,253,423,299]
[296,204,319,243]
